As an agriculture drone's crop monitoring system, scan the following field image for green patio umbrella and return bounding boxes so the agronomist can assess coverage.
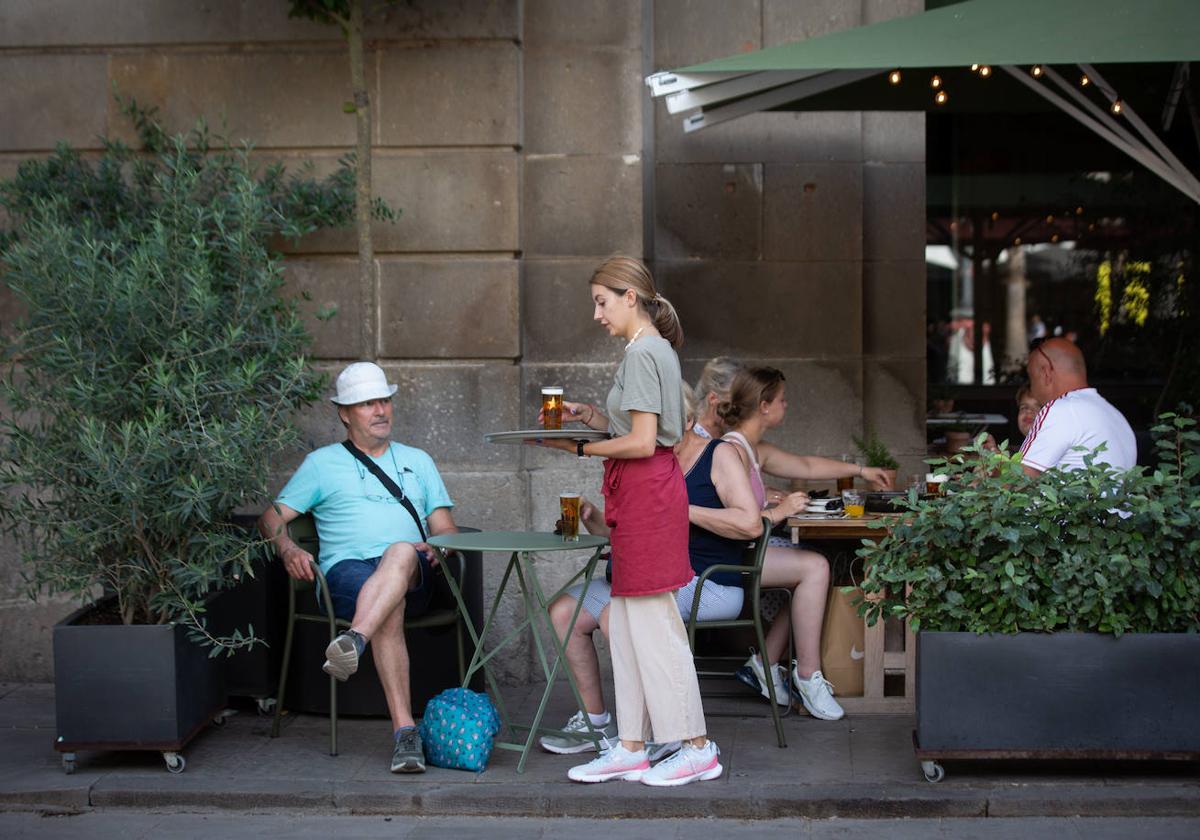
[647,0,1200,203]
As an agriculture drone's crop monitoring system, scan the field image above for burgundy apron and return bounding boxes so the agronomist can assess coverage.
[602,446,691,597]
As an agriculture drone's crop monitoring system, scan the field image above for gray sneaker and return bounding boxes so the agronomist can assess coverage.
[322,632,360,682]
[647,740,682,763]
[391,728,426,773]
[539,710,616,755]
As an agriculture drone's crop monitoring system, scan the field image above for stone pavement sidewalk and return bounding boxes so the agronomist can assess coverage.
[1,681,1197,819]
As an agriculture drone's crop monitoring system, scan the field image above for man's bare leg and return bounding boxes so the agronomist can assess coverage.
[350,542,420,729]
[548,594,608,715]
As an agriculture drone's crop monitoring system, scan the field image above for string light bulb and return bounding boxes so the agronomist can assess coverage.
[1110,99,1123,115]
[991,211,1000,222]
[888,69,902,85]
[971,63,980,71]
[1014,236,1022,245]
[1031,65,1044,78]
[1080,73,1091,87]
[978,65,992,77]
[1075,206,1084,215]
[930,74,943,89]
[934,89,949,105]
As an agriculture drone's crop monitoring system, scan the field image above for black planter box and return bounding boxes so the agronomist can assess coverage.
[54,600,226,751]
[206,543,289,700]
[917,631,1200,756]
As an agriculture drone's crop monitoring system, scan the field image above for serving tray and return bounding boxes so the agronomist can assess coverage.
[484,429,611,444]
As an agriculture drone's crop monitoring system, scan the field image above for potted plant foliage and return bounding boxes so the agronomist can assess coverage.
[857,416,1200,781]
[852,428,900,487]
[938,413,977,454]
[0,103,370,773]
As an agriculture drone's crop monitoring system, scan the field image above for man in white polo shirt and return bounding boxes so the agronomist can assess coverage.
[1020,338,1136,476]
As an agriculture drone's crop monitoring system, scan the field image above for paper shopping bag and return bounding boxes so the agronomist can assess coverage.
[819,586,865,696]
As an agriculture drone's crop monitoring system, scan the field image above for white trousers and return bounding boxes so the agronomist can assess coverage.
[608,591,708,744]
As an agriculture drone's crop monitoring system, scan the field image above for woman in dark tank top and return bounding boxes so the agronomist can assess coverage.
[682,438,758,588]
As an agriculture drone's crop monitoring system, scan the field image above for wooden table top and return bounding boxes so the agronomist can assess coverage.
[786,513,898,540]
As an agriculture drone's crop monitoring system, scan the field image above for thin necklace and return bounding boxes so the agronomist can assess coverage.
[624,325,646,351]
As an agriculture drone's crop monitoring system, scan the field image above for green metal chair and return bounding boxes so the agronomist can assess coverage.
[268,514,466,756]
[685,515,790,748]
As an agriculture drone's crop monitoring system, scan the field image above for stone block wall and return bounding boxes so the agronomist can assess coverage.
[652,0,927,482]
[0,0,926,684]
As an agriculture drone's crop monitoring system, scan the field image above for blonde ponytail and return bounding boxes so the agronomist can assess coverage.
[590,256,684,348]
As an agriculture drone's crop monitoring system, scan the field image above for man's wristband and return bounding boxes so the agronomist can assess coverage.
[577,439,587,458]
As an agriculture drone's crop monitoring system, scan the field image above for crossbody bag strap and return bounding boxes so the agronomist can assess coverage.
[342,440,427,542]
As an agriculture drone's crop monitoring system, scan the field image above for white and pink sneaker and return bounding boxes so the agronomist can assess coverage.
[639,739,723,787]
[567,743,650,783]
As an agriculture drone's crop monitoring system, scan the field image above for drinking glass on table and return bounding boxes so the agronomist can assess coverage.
[559,493,581,541]
[926,473,948,496]
[841,489,865,519]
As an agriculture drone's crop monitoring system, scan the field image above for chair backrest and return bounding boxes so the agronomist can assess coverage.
[286,513,321,593]
[744,516,772,575]
[686,515,772,625]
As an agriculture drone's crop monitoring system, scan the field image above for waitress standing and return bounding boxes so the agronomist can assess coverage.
[536,256,721,787]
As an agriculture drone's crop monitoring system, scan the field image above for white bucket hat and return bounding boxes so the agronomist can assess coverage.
[330,362,398,406]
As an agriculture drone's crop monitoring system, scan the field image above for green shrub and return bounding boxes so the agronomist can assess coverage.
[0,107,364,650]
[857,414,1200,635]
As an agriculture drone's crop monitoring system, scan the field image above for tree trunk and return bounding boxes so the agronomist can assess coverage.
[349,0,375,359]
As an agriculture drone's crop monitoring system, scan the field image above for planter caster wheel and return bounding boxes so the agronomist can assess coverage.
[256,697,277,716]
[163,752,186,774]
[212,708,236,727]
[62,753,76,775]
[921,760,945,783]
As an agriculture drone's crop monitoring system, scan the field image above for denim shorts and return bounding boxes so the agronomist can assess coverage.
[322,548,435,623]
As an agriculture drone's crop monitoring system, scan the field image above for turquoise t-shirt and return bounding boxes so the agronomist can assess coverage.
[275,441,454,575]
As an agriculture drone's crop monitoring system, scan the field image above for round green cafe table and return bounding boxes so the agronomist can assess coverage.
[427,531,608,773]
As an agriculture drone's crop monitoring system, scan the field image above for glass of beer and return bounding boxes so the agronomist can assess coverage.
[541,387,563,430]
[559,493,581,541]
[841,489,865,519]
[926,473,947,496]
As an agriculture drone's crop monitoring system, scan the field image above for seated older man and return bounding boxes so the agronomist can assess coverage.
[258,362,459,774]
[1020,338,1136,475]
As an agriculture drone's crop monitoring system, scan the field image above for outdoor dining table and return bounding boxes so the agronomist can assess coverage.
[786,512,914,714]
[426,530,608,773]
[787,512,892,543]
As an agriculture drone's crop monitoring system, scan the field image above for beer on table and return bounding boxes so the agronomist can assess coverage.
[559,493,581,541]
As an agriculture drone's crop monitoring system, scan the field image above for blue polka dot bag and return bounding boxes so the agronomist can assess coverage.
[419,687,501,772]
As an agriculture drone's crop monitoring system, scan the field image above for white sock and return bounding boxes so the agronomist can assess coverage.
[588,711,610,727]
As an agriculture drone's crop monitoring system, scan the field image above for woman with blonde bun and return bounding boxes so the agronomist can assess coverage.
[534,256,721,787]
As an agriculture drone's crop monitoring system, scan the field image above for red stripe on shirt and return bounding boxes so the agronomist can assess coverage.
[1019,396,1059,457]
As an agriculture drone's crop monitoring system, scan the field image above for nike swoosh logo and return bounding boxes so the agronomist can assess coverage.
[850,645,864,660]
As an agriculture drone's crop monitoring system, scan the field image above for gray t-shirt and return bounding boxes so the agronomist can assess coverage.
[606,335,684,447]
